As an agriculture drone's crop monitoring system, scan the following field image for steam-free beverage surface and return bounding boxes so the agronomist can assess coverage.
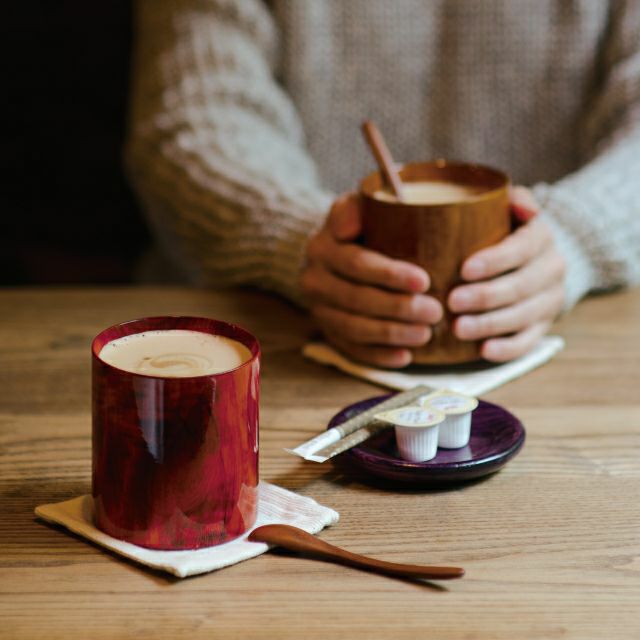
[374,180,486,205]
[99,329,252,377]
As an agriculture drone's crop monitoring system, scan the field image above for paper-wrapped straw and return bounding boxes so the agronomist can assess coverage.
[286,385,432,462]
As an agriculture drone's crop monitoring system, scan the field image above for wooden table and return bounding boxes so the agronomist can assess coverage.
[1,286,639,640]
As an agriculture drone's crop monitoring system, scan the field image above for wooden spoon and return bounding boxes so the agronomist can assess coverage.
[249,524,464,580]
[361,119,405,201]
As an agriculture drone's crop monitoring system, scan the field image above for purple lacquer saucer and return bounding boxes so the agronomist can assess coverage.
[328,395,525,487]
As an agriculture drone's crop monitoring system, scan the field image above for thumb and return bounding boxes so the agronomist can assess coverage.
[327,192,362,241]
[509,185,539,224]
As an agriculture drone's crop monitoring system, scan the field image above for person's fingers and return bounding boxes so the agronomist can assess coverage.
[301,266,443,323]
[460,218,552,281]
[509,185,539,224]
[480,321,551,362]
[448,247,566,313]
[324,333,413,368]
[326,192,362,241]
[453,285,564,341]
[307,232,429,293]
[312,305,431,346]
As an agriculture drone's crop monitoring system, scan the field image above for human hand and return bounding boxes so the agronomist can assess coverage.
[301,193,443,367]
[448,186,566,362]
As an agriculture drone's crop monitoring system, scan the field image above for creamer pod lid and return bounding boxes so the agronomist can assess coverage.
[376,405,445,428]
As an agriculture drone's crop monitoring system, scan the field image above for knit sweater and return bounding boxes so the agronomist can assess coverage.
[126,0,640,309]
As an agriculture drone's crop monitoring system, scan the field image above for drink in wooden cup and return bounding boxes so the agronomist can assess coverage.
[361,160,510,365]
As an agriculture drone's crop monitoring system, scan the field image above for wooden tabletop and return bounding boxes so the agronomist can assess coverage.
[1,286,639,640]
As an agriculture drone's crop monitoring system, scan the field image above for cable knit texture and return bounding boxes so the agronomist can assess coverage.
[126,0,640,308]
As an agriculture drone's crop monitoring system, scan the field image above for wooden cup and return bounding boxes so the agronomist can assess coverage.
[92,316,260,549]
[360,161,510,365]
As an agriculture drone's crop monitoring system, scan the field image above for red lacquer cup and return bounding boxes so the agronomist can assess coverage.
[91,316,260,550]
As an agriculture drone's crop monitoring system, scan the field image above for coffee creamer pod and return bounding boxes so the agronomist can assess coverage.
[420,390,478,449]
[376,406,445,463]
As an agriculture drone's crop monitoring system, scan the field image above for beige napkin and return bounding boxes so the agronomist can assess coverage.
[35,481,339,578]
[303,335,565,396]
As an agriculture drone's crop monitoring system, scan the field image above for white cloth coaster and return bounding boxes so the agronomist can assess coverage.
[35,481,339,578]
[303,335,565,396]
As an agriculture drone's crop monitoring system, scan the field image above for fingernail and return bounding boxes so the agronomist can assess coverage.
[455,316,475,339]
[408,273,429,293]
[449,289,473,311]
[482,341,501,360]
[410,326,431,345]
[413,297,431,319]
[410,296,437,322]
[464,258,485,279]
[395,349,412,368]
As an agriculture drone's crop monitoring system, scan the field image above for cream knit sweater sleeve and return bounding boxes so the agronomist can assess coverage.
[125,0,332,300]
[127,0,640,310]
[532,2,640,310]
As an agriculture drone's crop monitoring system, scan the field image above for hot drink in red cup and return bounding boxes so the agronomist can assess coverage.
[92,316,260,550]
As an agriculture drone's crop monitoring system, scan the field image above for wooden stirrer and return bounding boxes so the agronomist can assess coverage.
[361,120,405,201]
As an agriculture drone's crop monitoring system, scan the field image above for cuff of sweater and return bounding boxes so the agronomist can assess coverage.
[532,184,596,311]
[265,194,333,306]
[267,221,320,306]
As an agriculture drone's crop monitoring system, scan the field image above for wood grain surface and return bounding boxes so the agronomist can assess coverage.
[1,286,639,640]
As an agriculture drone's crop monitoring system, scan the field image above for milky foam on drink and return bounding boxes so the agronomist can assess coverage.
[373,180,486,205]
[98,329,252,377]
